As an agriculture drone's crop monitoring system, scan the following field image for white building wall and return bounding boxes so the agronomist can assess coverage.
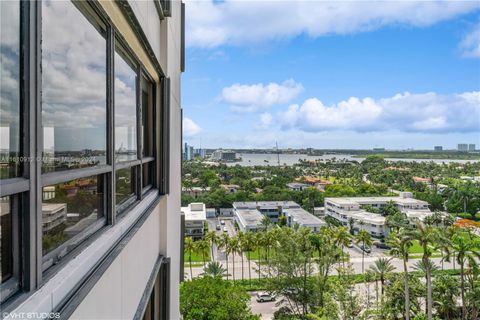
[70,203,162,319]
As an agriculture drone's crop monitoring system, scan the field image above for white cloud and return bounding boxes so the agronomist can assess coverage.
[186,1,480,48]
[281,91,480,133]
[460,24,480,57]
[222,79,303,112]
[258,112,273,129]
[183,117,202,137]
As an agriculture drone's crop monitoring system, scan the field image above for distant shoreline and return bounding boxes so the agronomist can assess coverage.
[352,152,480,160]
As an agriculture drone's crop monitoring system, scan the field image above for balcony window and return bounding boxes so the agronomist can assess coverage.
[0,0,167,304]
[0,0,21,179]
[42,176,105,262]
[116,167,136,207]
[42,0,107,173]
[115,50,137,163]
[1,196,13,284]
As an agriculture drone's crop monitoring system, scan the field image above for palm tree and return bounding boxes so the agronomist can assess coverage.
[388,230,413,320]
[229,236,240,282]
[238,231,246,280]
[217,233,230,280]
[334,226,352,270]
[369,257,395,303]
[263,229,276,276]
[195,239,210,266]
[410,221,438,320]
[254,232,263,279]
[201,261,227,278]
[355,229,373,274]
[184,237,195,280]
[450,230,480,320]
[205,231,217,262]
[413,258,440,315]
[260,215,272,231]
[243,232,255,282]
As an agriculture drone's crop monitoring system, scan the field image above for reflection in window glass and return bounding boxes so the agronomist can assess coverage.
[42,176,104,255]
[115,51,137,162]
[0,1,21,179]
[0,196,13,283]
[116,167,135,206]
[42,0,107,173]
[142,80,153,157]
[143,162,153,189]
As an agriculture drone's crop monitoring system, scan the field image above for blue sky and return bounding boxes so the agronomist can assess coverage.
[182,1,480,150]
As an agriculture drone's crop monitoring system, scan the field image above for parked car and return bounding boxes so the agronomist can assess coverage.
[360,245,371,253]
[283,287,299,296]
[256,292,275,302]
[374,242,390,249]
[220,220,225,225]
[347,241,354,248]
[216,224,221,231]
[223,226,228,232]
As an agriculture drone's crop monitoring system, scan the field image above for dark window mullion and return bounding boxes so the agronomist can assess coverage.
[107,26,115,224]
[136,65,143,200]
[26,0,42,290]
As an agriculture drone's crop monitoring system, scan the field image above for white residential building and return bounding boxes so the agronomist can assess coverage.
[233,201,301,223]
[182,203,207,240]
[283,207,326,232]
[234,209,265,232]
[233,201,325,232]
[325,194,433,238]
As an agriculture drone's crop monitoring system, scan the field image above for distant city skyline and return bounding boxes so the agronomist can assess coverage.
[182,1,480,149]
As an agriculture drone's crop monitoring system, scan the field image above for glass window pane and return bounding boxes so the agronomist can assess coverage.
[0,196,13,283]
[115,51,137,162]
[0,1,21,179]
[116,167,136,206]
[143,162,153,189]
[42,0,107,173]
[42,175,104,256]
[142,79,153,157]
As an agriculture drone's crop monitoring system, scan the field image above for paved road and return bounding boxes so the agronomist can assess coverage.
[186,256,459,280]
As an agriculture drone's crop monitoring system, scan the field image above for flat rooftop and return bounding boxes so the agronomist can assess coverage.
[235,209,264,227]
[325,196,428,206]
[233,201,300,209]
[181,203,206,221]
[283,208,326,226]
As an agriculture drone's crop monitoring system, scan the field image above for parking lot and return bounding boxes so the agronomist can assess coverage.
[249,291,281,320]
[206,217,237,261]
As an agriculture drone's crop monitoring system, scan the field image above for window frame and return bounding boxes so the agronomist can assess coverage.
[0,0,169,306]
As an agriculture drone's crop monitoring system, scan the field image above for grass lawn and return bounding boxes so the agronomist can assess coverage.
[184,250,211,265]
[408,240,424,254]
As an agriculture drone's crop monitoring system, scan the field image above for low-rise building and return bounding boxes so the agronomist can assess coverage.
[181,203,207,240]
[212,150,237,162]
[42,203,67,233]
[283,207,326,232]
[233,201,324,232]
[233,201,300,222]
[182,186,210,198]
[286,182,309,191]
[234,209,265,232]
[325,194,432,238]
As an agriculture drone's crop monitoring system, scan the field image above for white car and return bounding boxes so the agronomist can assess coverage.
[220,220,225,225]
[223,226,228,232]
[256,292,275,302]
